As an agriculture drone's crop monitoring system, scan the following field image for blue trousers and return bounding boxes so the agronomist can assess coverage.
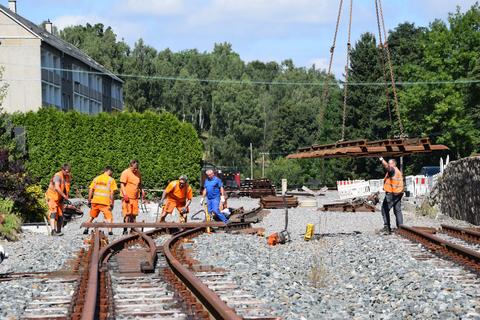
[207,198,228,223]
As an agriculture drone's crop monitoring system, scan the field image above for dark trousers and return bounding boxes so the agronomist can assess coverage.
[381,192,403,230]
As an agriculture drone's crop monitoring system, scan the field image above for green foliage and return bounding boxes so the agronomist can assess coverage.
[55,3,479,183]
[266,158,303,187]
[0,212,22,241]
[25,185,48,220]
[0,198,14,215]
[15,108,203,190]
[399,4,480,159]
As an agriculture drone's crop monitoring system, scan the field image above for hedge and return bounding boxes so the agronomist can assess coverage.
[14,108,203,191]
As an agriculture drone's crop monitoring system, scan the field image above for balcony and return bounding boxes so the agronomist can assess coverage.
[41,69,61,86]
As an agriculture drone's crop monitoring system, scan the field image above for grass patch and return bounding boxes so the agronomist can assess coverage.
[308,255,328,288]
[0,213,22,241]
[416,198,438,217]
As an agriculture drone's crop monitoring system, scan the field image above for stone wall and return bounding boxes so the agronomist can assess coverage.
[430,156,480,225]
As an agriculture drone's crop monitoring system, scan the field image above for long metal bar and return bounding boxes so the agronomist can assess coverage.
[82,222,226,228]
[81,228,100,320]
[132,228,157,272]
[441,224,480,244]
[164,227,243,320]
[398,225,480,272]
[289,138,449,159]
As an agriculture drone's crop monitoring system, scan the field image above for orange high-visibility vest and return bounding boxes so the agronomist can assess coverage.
[46,171,71,202]
[90,174,117,205]
[384,167,404,194]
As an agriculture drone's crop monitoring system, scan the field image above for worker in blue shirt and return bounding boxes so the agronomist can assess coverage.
[201,169,228,223]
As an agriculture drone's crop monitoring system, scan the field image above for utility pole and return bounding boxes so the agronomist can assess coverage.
[250,143,253,179]
[259,152,269,178]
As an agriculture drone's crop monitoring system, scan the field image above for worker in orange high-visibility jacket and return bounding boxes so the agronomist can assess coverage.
[120,160,144,235]
[379,157,404,235]
[45,163,71,236]
[158,175,193,223]
[83,166,118,236]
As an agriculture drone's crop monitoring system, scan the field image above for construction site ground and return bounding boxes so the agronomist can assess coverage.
[0,192,478,319]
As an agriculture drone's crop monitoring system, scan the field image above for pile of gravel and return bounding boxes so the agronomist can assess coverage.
[193,232,480,319]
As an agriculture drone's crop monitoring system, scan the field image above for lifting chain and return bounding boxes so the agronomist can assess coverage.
[374,0,405,137]
[319,0,344,127]
[340,0,353,141]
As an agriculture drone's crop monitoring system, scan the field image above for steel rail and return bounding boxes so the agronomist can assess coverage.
[79,220,254,320]
[163,227,242,320]
[132,228,158,272]
[441,224,480,245]
[81,221,226,228]
[81,228,101,320]
[398,225,480,273]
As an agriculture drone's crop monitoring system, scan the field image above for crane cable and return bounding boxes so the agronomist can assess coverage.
[375,16,393,127]
[340,0,353,141]
[374,0,405,137]
[319,0,344,128]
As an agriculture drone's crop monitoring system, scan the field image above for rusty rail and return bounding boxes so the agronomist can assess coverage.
[81,222,226,228]
[163,227,242,320]
[288,138,449,159]
[441,224,480,245]
[81,228,101,320]
[83,222,254,319]
[398,225,480,273]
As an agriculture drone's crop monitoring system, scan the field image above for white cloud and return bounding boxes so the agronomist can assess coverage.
[120,0,186,15]
[53,15,101,30]
[189,0,338,26]
[52,15,145,45]
[308,57,329,71]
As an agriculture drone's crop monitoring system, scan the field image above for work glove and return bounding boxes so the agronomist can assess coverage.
[180,207,187,214]
[87,201,92,208]
[123,195,129,202]
[379,157,384,162]
[220,196,226,204]
[200,197,205,206]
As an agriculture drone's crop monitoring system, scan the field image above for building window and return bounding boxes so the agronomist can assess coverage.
[42,82,61,108]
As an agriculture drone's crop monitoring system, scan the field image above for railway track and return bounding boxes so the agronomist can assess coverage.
[397,225,480,274]
[26,206,274,319]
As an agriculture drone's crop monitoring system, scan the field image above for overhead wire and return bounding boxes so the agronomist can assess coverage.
[0,64,478,87]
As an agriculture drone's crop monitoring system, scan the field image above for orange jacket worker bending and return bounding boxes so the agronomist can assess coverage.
[158,175,193,223]
[83,166,118,236]
[45,163,71,236]
[120,160,143,234]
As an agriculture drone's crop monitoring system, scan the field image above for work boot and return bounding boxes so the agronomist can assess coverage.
[51,230,63,237]
[83,228,89,235]
[122,228,128,235]
[380,227,391,235]
[108,231,114,236]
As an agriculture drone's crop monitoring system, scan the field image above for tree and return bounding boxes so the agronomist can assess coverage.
[59,23,129,73]
[399,4,480,159]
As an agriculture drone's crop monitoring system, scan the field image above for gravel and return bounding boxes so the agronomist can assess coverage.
[193,233,480,319]
[1,192,479,319]
[191,191,480,319]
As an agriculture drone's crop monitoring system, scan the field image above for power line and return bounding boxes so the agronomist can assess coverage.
[0,64,479,87]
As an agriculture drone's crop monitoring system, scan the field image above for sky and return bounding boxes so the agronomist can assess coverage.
[7,0,478,78]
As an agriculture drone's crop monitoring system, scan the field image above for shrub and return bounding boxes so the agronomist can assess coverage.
[25,185,48,221]
[14,108,203,190]
[0,198,22,240]
[0,212,22,241]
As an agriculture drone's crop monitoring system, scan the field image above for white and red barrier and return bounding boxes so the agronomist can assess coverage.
[336,180,371,200]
